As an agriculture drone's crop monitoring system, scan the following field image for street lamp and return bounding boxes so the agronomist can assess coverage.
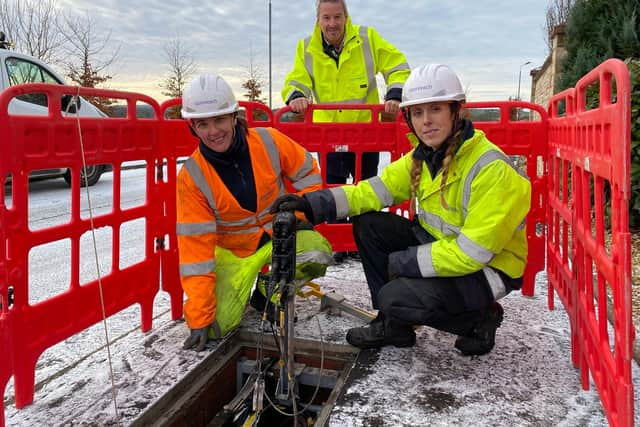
[516,61,532,121]
[517,60,532,101]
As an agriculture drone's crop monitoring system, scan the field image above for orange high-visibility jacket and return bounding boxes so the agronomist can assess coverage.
[177,127,322,329]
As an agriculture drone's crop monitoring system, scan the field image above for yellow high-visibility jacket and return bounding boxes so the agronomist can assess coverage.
[177,127,324,330]
[282,17,410,123]
[315,129,531,281]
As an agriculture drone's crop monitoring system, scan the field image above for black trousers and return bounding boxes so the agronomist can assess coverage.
[352,211,500,336]
[326,152,379,184]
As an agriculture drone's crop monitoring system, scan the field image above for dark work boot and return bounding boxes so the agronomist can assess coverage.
[346,316,416,349]
[455,302,504,356]
[333,251,348,264]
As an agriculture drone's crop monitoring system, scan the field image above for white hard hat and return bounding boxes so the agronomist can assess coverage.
[399,64,466,108]
[181,73,239,119]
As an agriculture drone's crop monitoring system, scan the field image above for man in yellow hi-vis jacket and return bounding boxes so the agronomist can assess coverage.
[178,73,333,351]
[281,0,410,186]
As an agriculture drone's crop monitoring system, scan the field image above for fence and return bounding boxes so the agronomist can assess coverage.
[547,58,634,427]
[0,58,634,426]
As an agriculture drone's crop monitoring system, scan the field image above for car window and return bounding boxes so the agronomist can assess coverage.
[5,57,61,106]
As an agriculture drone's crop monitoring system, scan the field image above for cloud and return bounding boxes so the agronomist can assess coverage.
[57,0,549,105]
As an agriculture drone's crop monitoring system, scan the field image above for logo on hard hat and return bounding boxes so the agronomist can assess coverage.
[409,85,432,92]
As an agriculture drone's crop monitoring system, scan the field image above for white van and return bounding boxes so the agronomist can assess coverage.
[1,32,109,186]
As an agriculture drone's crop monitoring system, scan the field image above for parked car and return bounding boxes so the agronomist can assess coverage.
[1,31,110,187]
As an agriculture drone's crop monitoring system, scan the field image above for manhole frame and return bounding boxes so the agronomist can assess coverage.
[132,329,359,427]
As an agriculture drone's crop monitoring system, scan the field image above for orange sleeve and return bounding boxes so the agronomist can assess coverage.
[177,167,217,329]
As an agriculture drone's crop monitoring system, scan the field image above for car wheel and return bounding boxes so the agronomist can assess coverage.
[63,165,104,187]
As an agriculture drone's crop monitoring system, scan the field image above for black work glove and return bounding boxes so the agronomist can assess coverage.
[182,325,210,352]
[387,247,422,280]
[270,194,313,222]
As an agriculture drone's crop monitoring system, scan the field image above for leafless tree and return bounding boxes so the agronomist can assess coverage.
[160,36,197,99]
[242,44,266,104]
[59,12,120,113]
[159,36,196,118]
[0,0,65,64]
[544,0,574,52]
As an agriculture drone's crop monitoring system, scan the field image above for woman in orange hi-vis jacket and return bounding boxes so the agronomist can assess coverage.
[177,73,333,351]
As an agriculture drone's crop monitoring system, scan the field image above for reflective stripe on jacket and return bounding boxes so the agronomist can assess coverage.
[177,127,322,328]
[326,129,531,279]
[282,17,410,123]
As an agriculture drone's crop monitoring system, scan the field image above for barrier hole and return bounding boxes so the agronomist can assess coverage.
[163,104,182,120]
[601,179,612,259]
[555,99,567,117]
[153,158,168,185]
[121,161,147,211]
[155,233,170,253]
[238,106,271,124]
[136,100,157,119]
[566,160,573,206]
[80,226,113,285]
[376,151,392,177]
[28,178,72,230]
[120,218,146,269]
[583,81,600,111]
[4,173,13,209]
[78,163,114,219]
[0,286,14,311]
[609,75,618,105]
[467,107,500,122]
[588,174,598,242]
[110,100,156,119]
[28,239,71,305]
[536,155,545,179]
[509,106,533,122]
[83,97,119,118]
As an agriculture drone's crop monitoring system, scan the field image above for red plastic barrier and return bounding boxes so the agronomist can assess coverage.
[547,87,579,367]
[160,98,274,126]
[1,59,634,427]
[573,59,633,427]
[0,83,174,411]
[274,102,547,295]
[548,59,634,427]
[274,104,406,251]
[0,161,10,427]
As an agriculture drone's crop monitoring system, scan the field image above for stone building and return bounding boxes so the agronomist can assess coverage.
[530,25,567,110]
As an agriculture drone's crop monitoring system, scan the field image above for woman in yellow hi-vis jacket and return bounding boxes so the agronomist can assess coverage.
[178,73,333,351]
[272,64,531,356]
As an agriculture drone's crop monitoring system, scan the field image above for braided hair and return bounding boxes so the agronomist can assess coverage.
[405,102,464,216]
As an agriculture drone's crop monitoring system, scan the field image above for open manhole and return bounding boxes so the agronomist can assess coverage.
[132,329,358,427]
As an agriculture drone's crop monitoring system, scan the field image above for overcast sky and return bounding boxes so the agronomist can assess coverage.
[56,0,550,107]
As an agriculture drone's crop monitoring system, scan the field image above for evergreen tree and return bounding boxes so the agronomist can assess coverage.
[559,0,639,90]
[559,0,640,229]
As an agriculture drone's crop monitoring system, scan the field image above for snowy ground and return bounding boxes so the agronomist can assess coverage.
[4,258,640,426]
[3,169,639,426]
